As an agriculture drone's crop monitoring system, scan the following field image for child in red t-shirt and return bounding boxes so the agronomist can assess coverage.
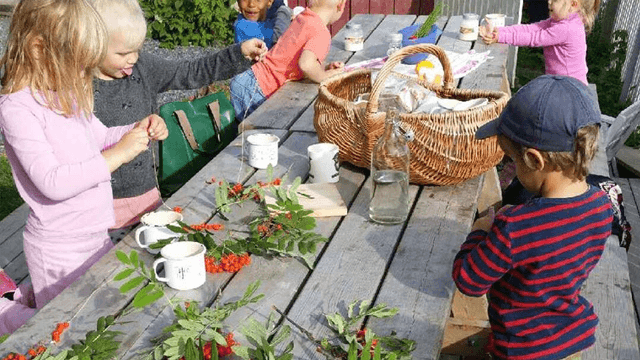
[230,0,346,122]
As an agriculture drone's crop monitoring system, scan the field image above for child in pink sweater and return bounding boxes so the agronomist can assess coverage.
[480,0,600,85]
[0,0,168,334]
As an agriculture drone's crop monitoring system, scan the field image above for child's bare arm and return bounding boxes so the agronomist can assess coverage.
[299,50,343,83]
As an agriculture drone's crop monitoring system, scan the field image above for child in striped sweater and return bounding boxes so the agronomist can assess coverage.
[453,75,613,360]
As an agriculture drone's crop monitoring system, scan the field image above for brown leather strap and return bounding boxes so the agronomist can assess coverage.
[208,100,222,142]
[174,110,199,150]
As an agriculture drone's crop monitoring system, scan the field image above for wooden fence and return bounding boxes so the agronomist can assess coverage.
[599,0,640,103]
[288,0,436,35]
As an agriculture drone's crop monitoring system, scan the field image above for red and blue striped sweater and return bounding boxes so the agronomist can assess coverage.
[453,186,613,360]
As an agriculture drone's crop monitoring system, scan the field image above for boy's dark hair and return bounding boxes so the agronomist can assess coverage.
[498,123,599,181]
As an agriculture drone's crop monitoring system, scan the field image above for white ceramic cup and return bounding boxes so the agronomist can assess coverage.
[482,13,506,33]
[246,133,279,169]
[153,241,206,291]
[308,143,340,183]
[135,210,183,254]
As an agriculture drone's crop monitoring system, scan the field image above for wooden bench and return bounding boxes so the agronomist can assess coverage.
[0,203,29,286]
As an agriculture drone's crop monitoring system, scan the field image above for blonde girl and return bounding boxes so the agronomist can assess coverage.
[480,0,601,85]
[0,0,168,320]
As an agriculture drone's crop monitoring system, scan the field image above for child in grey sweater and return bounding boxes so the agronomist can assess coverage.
[91,0,267,234]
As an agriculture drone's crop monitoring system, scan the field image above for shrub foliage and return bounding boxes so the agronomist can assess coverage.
[139,0,237,49]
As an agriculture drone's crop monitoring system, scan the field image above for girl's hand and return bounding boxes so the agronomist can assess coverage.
[137,114,168,141]
[480,28,499,45]
[241,38,268,61]
[102,127,150,172]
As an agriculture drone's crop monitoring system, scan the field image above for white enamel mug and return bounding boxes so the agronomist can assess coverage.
[308,143,340,183]
[246,133,279,169]
[135,211,183,254]
[153,241,206,291]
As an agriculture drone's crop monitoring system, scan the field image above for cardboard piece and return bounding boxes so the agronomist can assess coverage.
[265,183,348,217]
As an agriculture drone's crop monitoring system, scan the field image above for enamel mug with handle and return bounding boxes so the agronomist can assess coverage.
[135,210,183,254]
[153,241,206,291]
[308,143,340,183]
[245,133,279,169]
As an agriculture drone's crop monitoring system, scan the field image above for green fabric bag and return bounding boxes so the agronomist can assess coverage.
[158,92,237,197]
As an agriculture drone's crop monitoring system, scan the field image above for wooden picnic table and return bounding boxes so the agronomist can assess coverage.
[1,14,511,359]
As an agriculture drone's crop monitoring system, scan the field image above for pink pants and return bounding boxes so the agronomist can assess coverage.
[112,188,162,229]
[0,283,36,336]
[23,228,113,309]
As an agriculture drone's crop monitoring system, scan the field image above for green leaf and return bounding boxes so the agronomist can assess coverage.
[270,325,291,346]
[129,250,139,268]
[116,250,130,265]
[154,347,164,360]
[185,338,198,360]
[119,275,145,294]
[212,330,227,345]
[97,317,107,332]
[177,319,206,332]
[113,268,135,281]
[133,288,164,308]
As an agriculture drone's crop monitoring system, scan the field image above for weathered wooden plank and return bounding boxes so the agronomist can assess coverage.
[367,178,481,360]
[326,13,385,64]
[0,230,24,279]
[582,236,640,360]
[0,203,28,245]
[460,36,510,92]
[348,14,416,65]
[3,248,28,286]
[282,180,420,358]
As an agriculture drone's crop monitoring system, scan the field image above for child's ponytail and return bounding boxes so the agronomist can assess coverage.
[579,0,601,34]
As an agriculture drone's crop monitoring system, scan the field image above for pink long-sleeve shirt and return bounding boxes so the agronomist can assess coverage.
[0,88,133,238]
[498,12,588,85]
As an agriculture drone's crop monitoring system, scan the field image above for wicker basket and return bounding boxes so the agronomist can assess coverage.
[314,44,509,186]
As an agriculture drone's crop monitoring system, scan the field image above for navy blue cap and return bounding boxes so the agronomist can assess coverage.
[476,75,601,152]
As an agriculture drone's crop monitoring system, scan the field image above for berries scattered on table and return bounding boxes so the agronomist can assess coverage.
[51,322,69,343]
[172,206,183,213]
[205,253,251,273]
[187,223,224,232]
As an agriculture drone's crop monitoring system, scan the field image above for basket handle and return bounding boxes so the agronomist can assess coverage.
[366,44,455,115]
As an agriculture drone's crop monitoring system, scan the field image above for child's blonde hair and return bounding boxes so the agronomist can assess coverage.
[578,0,601,34]
[0,0,107,118]
[90,0,147,48]
[499,124,599,181]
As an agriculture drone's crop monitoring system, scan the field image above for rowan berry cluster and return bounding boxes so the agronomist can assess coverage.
[187,223,224,232]
[205,253,251,273]
[51,322,69,343]
[177,332,238,360]
[226,178,282,202]
[356,328,379,357]
[173,206,183,213]
[1,340,47,360]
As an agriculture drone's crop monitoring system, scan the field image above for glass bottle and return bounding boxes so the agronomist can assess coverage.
[387,33,403,56]
[458,13,480,41]
[344,23,364,52]
[369,107,411,224]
